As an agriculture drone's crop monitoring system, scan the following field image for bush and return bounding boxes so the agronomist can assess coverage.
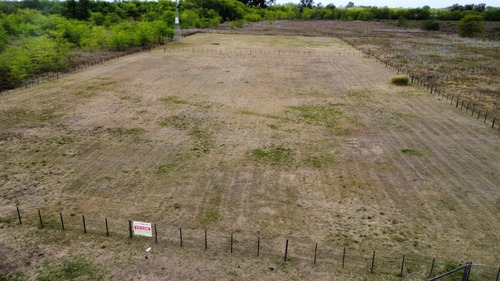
[230,20,244,29]
[421,20,440,31]
[391,76,409,86]
[457,15,485,37]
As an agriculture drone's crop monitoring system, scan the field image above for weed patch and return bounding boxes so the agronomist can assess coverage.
[161,96,189,104]
[401,149,420,155]
[251,145,294,165]
[36,256,106,281]
[287,103,343,128]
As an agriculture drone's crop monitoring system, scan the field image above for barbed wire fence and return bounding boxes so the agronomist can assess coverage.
[5,206,500,280]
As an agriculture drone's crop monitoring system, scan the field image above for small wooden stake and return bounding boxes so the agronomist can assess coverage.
[38,210,43,228]
[342,247,346,268]
[154,224,158,243]
[284,239,289,261]
[429,257,436,278]
[400,254,406,276]
[60,212,65,230]
[179,227,183,247]
[16,207,22,225]
[314,243,318,264]
[370,250,376,273]
[230,233,233,254]
[257,236,260,257]
[82,215,86,234]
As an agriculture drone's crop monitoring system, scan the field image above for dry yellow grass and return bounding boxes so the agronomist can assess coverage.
[0,33,499,280]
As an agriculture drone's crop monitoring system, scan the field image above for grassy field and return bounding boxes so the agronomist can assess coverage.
[1,32,499,280]
[229,20,500,116]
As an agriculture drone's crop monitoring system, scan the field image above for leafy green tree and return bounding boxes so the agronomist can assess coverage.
[0,25,11,51]
[107,25,133,51]
[457,15,485,37]
[151,20,172,44]
[135,22,154,49]
[90,11,105,26]
[80,26,106,52]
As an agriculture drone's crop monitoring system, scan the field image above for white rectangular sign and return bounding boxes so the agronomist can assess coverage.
[133,221,152,237]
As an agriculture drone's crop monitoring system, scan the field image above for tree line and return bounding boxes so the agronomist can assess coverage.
[1,0,499,90]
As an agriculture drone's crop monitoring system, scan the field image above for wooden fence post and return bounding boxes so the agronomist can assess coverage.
[60,212,64,230]
[129,220,133,239]
[400,254,406,276]
[230,233,233,254]
[370,250,376,273]
[257,236,260,256]
[314,243,318,264]
[284,239,289,261]
[342,247,346,268]
[16,207,22,225]
[82,215,86,234]
[38,210,43,228]
[179,227,182,247]
[105,218,109,236]
[429,257,436,278]
[154,224,157,243]
[205,229,207,250]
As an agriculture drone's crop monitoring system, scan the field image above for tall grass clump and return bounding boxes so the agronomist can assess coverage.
[391,76,409,86]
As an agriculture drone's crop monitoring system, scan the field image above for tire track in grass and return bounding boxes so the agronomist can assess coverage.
[369,89,500,257]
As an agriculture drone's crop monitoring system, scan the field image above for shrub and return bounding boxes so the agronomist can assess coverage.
[230,20,244,29]
[391,76,409,86]
[457,15,485,37]
[421,20,440,31]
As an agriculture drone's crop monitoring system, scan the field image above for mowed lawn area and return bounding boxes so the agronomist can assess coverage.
[1,33,499,280]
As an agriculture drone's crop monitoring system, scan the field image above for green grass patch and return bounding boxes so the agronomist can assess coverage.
[287,103,346,128]
[161,96,189,104]
[401,148,420,155]
[159,115,190,129]
[0,108,58,126]
[305,154,335,168]
[240,110,280,120]
[268,124,279,130]
[36,256,106,281]
[106,127,144,136]
[251,145,293,165]
[346,91,370,99]
[201,197,221,225]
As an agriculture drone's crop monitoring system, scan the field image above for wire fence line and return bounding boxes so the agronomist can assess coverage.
[0,47,146,95]
[340,38,500,133]
[162,46,366,58]
[7,206,500,280]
